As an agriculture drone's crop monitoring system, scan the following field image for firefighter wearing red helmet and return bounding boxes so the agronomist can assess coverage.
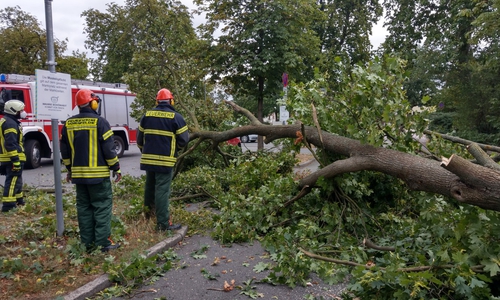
[156,88,174,105]
[60,89,122,252]
[0,100,27,212]
[137,88,189,231]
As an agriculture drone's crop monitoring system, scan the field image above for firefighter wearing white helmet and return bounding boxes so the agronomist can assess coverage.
[0,99,27,212]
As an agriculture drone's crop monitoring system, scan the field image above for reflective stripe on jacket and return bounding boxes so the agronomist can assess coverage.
[137,103,189,173]
[0,114,26,163]
[60,107,119,184]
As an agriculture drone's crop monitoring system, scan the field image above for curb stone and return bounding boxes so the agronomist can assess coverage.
[297,158,315,168]
[63,226,188,300]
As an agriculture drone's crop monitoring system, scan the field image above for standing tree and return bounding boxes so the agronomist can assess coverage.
[56,50,90,80]
[381,0,500,144]
[82,3,133,83]
[83,0,206,121]
[194,0,323,149]
[315,0,383,66]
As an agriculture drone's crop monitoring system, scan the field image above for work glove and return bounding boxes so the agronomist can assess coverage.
[0,165,6,176]
[66,171,72,183]
[113,169,122,183]
[12,161,21,172]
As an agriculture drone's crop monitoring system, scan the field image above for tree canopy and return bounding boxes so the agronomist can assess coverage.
[316,0,383,64]
[194,0,323,144]
[381,0,500,144]
[83,0,208,121]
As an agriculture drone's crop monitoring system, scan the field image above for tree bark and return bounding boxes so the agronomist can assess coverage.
[295,124,500,212]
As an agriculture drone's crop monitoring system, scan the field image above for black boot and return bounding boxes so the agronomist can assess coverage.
[1,202,16,212]
[101,243,121,253]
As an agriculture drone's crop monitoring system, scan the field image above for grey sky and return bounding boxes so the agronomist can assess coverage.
[1,0,387,56]
[1,0,200,55]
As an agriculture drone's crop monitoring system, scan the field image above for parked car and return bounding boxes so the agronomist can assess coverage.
[227,137,242,147]
[240,134,258,143]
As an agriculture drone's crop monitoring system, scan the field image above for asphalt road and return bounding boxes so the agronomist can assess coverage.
[112,233,347,300]
[22,141,313,188]
[22,146,144,188]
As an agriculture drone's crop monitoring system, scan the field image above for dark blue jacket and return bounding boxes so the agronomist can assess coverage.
[137,103,189,173]
[60,107,119,184]
[0,114,26,163]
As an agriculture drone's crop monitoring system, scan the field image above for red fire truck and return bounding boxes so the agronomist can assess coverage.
[0,73,138,169]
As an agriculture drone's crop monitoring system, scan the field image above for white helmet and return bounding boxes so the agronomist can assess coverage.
[4,100,25,116]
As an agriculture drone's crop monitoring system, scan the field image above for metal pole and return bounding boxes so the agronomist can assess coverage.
[44,0,56,73]
[51,120,64,237]
[45,0,64,236]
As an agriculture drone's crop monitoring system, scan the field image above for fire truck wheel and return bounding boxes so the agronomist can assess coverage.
[114,136,125,158]
[25,139,41,169]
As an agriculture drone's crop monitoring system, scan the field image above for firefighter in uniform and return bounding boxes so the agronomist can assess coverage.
[60,89,122,252]
[0,100,27,212]
[137,88,189,231]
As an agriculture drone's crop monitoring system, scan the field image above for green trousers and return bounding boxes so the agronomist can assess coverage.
[144,170,173,231]
[76,180,113,248]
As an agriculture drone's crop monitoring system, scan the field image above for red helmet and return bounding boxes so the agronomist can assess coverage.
[76,89,99,106]
[156,88,174,101]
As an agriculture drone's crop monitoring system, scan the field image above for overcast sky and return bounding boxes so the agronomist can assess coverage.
[1,0,387,56]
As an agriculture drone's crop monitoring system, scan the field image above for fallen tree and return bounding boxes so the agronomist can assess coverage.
[187,101,500,213]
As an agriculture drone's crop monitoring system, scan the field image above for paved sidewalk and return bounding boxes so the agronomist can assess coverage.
[113,234,347,300]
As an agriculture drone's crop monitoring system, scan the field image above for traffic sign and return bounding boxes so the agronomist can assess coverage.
[282,73,288,87]
[35,69,72,120]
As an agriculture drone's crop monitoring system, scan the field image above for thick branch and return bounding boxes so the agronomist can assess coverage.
[363,238,395,252]
[193,122,500,212]
[300,156,375,187]
[299,248,485,273]
[467,143,500,171]
[224,100,261,125]
[425,130,500,153]
[441,154,500,208]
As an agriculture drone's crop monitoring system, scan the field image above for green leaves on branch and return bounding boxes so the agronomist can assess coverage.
[282,56,430,152]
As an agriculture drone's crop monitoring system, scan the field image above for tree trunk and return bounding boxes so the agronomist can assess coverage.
[257,75,264,150]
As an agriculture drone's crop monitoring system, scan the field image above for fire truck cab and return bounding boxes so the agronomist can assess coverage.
[0,73,138,169]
